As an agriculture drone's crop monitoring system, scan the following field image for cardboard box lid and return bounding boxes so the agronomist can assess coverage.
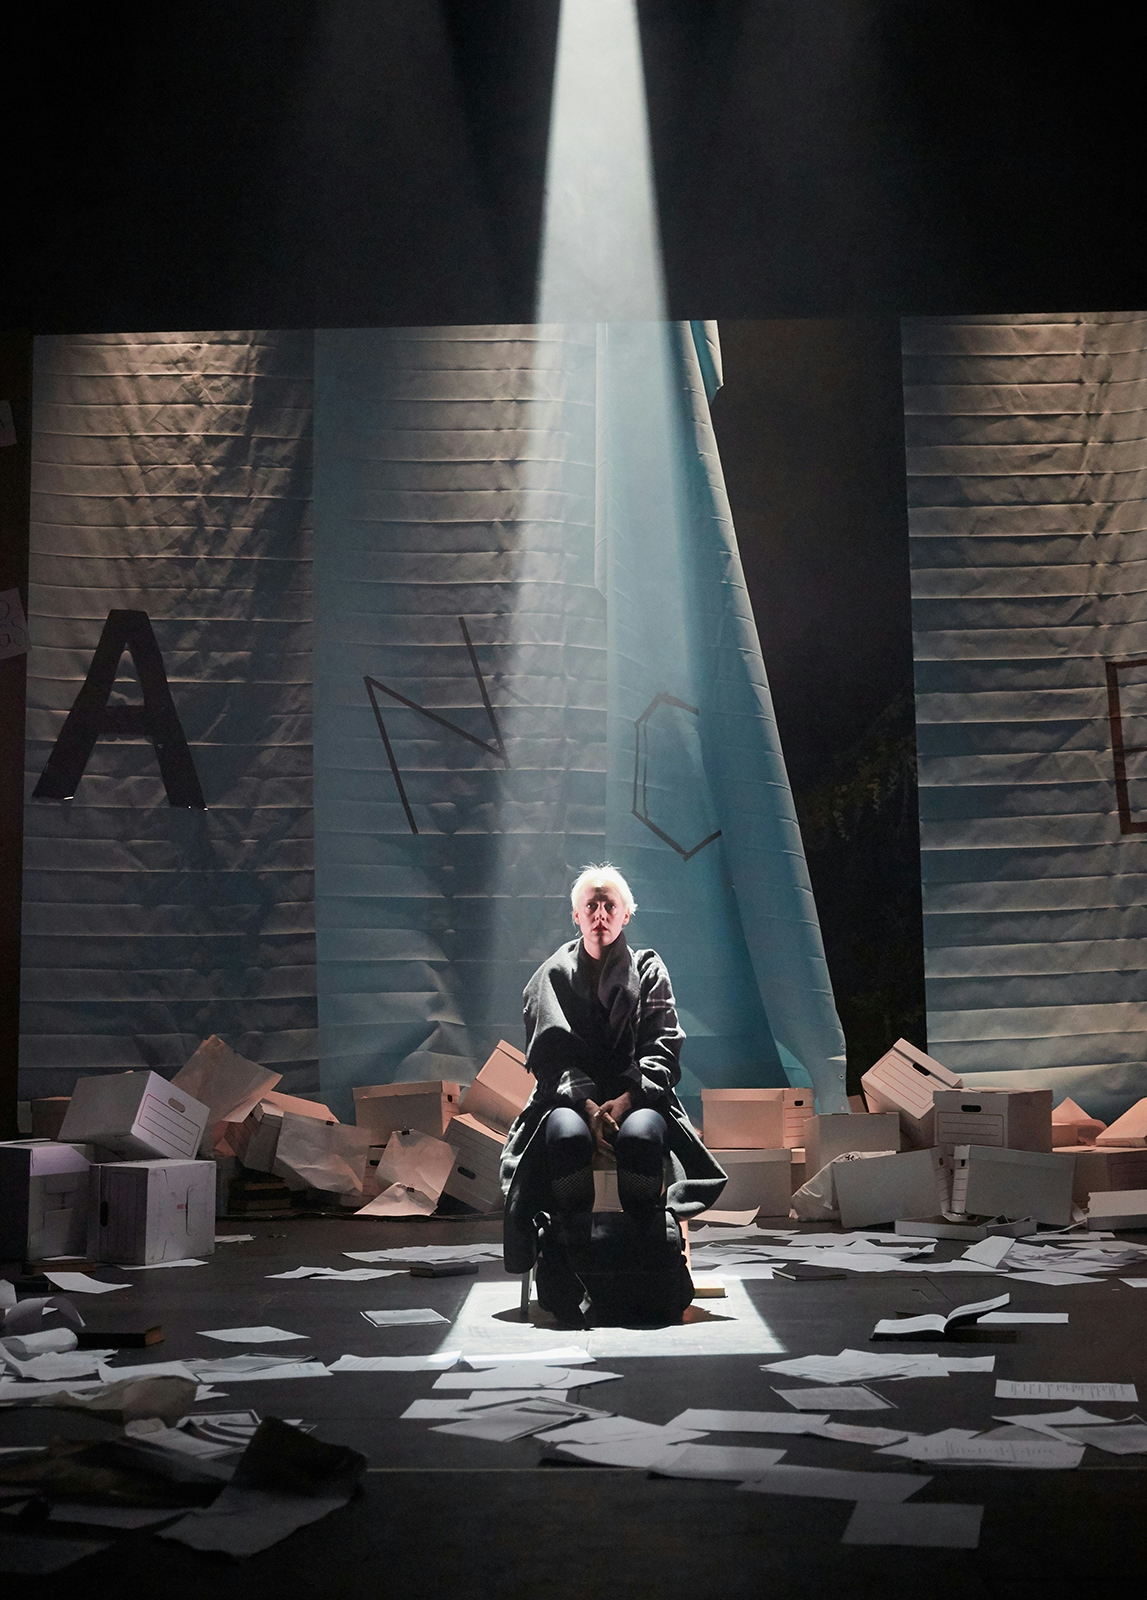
[701,1088,786,1102]
[708,1147,791,1164]
[1096,1097,1147,1147]
[354,1080,461,1101]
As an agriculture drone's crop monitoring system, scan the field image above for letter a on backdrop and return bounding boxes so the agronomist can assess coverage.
[33,608,205,808]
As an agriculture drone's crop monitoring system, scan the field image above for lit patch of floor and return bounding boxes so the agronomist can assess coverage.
[436,1277,786,1360]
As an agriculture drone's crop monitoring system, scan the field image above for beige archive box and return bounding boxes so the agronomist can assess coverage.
[701,1088,813,1150]
[0,1139,92,1261]
[949,1143,1073,1227]
[860,1038,963,1149]
[353,1080,462,1143]
[441,1113,505,1212]
[59,1071,209,1161]
[932,1088,1052,1155]
[707,1148,792,1215]
[89,1158,216,1265]
[459,1041,532,1134]
[832,1148,949,1231]
[1054,1144,1147,1207]
[1087,1189,1147,1229]
[1096,1097,1147,1148]
[804,1112,900,1176]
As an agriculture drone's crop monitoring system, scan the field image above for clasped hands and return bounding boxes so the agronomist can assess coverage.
[583,1091,633,1154]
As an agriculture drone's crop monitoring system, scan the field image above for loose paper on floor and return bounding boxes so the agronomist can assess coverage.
[41,1273,130,1295]
[361,1309,449,1327]
[198,1327,309,1343]
[669,1409,830,1434]
[995,1380,1137,1402]
[773,1386,891,1411]
[647,1443,789,1479]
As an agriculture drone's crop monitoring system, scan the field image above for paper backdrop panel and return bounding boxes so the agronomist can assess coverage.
[905,312,1147,1121]
[21,332,317,1096]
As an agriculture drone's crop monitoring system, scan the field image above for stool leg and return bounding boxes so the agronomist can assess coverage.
[519,1267,534,1320]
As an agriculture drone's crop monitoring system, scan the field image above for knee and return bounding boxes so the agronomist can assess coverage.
[546,1106,593,1155]
[615,1108,666,1150]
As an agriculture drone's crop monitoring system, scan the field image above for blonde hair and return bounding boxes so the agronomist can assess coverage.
[569,863,637,917]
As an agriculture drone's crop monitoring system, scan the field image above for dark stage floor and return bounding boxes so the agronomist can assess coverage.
[2,1215,1145,1597]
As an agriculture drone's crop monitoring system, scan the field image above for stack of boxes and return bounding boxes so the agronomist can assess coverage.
[699,1088,813,1217]
[441,1042,533,1213]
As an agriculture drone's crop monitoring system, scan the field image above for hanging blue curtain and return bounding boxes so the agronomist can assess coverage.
[313,322,846,1116]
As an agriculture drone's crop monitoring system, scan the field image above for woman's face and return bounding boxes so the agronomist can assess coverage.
[572,882,630,957]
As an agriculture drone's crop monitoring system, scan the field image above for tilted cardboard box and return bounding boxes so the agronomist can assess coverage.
[60,1071,209,1161]
[861,1039,962,1149]
[949,1143,1073,1228]
[353,1080,462,1144]
[706,1148,792,1216]
[804,1111,900,1176]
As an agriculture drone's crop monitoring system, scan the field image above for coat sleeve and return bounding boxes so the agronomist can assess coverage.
[622,952,685,1101]
[523,967,597,1104]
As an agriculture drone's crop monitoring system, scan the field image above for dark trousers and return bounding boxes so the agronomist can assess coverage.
[545,1105,667,1216]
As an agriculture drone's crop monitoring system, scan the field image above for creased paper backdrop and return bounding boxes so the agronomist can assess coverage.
[21,332,317,1098]
[905,312,1147,1119]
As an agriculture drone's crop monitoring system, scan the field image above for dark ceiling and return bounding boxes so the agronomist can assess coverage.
[17,0,1146,332]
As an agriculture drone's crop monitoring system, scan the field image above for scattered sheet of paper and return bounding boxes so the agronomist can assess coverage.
[879,1433,1084,1468]
[738,1464,930,1501]
[267,1266,402,1281]
[120,1259,208,1270]
[992,1407,1114,1431]
[403,1394,567,1418]
[648,1442,788,1479]
[159,1487,349,1557]
[714,1264,775,1280]
[3,1351,113,1381]
[842,1501,982,1548]
[812,1422,911,1446]
[361,1308,449,1327]
[355,1184,438,1217]
[552,1437,709,1470]
[995,1380,1137,1402]
[42,1273,130,1295]
[328,1353,461,1373]
[187,1358,330,1382]
[1005,1271,1101,1287]
[669,1409,829,1434]
[198,1327,309,1343]
[1053,1423,1147,1454]
[215,1235,255,1244]
[962,1236,1015,1268]
[774,1386,891,1411]
[536,1416,705,1446]
[461,1349,593,1367]
[433,1364,619,1391]
[1120,1279,1147,1288]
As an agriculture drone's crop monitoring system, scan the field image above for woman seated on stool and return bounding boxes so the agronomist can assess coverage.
[501,864,726,1273]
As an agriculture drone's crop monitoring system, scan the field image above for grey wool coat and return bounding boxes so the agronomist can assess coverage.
[500,933,728,1273]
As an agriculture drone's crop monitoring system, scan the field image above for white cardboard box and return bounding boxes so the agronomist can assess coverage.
[1086,1189,1147,1229]
[353,1080,462,1143]
[707,1148,792,1215]
[949,1143,1073,1227]
[860,1039,963,1149]
[0,1139,92,1260]
[1096,1097,1147,1148]
[459,1042,532,1135]
[702,1090,782,1149]
[832,1147,949,1230]
[933,1087,1052,1155]
[172,1036,282,1154]
[701,1088,813,1151]
[804,1112,900,1175]
[442,1113,505,1212]
[89,1159,216,1264]
[59,1071,209,1161]
[1054,1145,1147,1206]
